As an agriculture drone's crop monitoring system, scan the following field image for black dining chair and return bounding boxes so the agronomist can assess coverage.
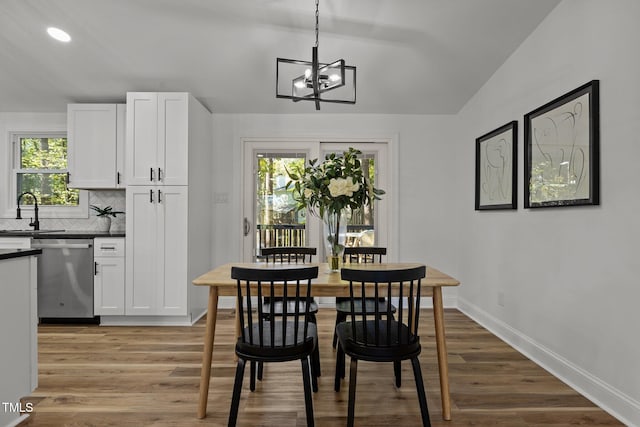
[260,246,320,379]
[333,247,393,349]
[229,265,319,427]
[334,265,431,427]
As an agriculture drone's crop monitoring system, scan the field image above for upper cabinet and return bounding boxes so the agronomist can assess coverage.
[67,103,126,189]
[126,92,190,186]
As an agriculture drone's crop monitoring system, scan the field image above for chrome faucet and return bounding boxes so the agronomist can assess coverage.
[16,191,40,231]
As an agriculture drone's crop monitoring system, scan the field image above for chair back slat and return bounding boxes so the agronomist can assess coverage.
[232,266,318,350]
[262,247,316,263]
[341,266,426,349]
[343,246,386,264]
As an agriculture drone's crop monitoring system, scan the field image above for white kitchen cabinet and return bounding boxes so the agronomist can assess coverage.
[94,237,125,315]
[126,92,190,186]
[121,92,212,325]
[67,103,126,188]
[125,186,188,315]
[0,253,38,427]
[0,237,31,249]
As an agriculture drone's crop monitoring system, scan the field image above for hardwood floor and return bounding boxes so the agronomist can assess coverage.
[20,309,622,426]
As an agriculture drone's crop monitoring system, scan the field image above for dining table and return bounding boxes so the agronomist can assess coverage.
[192,262,460,420]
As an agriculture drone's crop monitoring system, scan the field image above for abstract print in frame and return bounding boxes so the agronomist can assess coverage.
[475,121,517,210]
[524,80,600,208]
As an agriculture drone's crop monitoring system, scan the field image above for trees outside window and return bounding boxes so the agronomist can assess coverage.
[14,134,79,206]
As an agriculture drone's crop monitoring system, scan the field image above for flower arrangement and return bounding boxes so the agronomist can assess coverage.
[287,148,384,266]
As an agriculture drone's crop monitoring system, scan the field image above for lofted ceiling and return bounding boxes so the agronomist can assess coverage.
[0,0,560,114]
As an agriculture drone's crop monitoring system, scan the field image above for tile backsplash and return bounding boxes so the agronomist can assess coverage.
[0,190,126,232]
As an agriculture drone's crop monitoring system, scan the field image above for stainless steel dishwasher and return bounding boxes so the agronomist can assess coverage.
[31,238,94,320]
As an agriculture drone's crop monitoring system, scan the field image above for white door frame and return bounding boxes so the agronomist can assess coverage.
[240,136,398,263]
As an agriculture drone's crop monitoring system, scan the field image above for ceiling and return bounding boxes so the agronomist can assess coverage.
[0,0,561,114]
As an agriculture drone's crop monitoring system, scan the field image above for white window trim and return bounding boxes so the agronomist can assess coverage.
[2,131,88,219]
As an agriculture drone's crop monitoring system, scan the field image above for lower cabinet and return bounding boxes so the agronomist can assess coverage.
[0,254,38,427]
[125,186,188,316]
[94,238,125,315]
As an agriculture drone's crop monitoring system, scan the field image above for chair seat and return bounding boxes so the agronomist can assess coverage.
[237,321,317,362]
[262,298,319,316]
[336,320,421,362]
[335,297,396,315]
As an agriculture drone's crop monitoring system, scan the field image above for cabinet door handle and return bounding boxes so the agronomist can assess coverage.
[150,167,154,182]
[94,261,98,275]
[149,189,154,203]
[157,167,162,181]
[243,217,251,237]
[117,171,120,184]
[158,189,162,203]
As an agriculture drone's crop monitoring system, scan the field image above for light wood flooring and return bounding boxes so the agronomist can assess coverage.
[20,309,622,426]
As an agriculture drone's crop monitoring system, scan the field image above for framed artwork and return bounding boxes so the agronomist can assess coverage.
[524,80,600,208]
[475,121,517,210]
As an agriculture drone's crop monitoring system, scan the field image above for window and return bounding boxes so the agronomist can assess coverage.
[9,132,87,218]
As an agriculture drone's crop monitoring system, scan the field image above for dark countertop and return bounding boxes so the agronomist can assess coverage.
[0,230,125,239]
[0,248,42,261]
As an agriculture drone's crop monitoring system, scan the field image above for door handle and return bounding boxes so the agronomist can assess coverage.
[32,243,93,249]
[149,189,154,203]
[150,167,154,182]
[243,218,251,237]
[94,261,98,275]
[157,189,162,203]
[157,167,162,181]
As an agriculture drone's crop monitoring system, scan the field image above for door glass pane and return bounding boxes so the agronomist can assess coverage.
[254,152,307,259]
[347,152,377,247]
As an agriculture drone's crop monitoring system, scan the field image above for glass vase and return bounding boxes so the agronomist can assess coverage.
[323,209,349,272]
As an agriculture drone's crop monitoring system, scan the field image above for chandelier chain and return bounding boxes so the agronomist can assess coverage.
[315,0,319,48]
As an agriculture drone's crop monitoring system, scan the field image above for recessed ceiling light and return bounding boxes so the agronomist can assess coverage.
[47,27,71,42]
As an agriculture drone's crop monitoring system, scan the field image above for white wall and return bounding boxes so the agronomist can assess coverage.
[210,113,461,306]
[456,0,640,424]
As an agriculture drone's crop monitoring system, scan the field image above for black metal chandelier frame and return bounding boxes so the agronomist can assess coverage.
[275,0,356,110]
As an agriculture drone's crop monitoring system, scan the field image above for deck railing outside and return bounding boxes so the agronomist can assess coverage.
[256,224,374,250]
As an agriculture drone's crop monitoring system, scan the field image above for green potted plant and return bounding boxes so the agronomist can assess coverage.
[90,205,124,232]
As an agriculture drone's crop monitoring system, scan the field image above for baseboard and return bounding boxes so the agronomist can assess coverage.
[457,297,640,427]
[3,413,29,427]
[100,314,194,326]
[190,307,207,324]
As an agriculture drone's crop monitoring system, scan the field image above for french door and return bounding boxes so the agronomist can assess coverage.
[242,140,390,263]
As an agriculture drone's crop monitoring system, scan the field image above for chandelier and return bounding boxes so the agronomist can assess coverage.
[276,0,356,110]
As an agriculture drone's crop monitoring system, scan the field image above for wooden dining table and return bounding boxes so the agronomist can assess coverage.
[192,262,460,421]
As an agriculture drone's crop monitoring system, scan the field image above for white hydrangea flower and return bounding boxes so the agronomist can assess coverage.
[328,177,360,197]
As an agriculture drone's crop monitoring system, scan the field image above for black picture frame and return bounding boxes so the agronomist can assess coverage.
[524,80,600,208]
[475,121,518,210]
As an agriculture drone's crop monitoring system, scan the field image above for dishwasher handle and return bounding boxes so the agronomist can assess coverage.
[32,242,93,249]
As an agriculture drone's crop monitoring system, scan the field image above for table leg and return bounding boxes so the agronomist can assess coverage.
[198,286,219,419]
[432,286,451,420]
